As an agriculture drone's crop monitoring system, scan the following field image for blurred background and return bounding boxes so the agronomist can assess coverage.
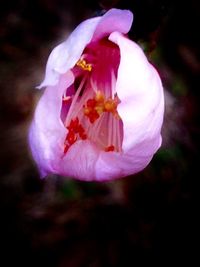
[0,0,199,266]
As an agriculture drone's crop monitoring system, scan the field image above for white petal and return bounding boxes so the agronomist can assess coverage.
[38,17,101,88]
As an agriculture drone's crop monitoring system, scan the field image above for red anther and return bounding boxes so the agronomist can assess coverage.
[67,117,80,133]
[70,117,79,128]
[88,110,99,123]
[64,144,70,154]
[77,124,84,135]
[105,145,115,152]
[64,117,87,154]
[83,106,91,116]
[67,131,77,145]
[80,133,87,140]
[77,124,87,140]
[86,98,97,108]
[78,124,84,132]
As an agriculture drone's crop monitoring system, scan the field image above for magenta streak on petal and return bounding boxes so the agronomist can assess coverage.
[83,38,120,94]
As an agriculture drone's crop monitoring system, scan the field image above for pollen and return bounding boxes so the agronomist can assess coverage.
[64,117,87,153]
[95,90,105,102]
[76,58,92,71]
[104,99,117,112]
[83,91,120,123]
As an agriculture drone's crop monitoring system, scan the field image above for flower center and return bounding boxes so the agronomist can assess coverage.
[61,39,123,154]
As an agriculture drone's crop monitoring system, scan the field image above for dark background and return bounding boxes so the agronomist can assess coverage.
[0,0,199,266]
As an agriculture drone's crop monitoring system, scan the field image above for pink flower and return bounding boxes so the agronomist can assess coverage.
[29,9,164,181]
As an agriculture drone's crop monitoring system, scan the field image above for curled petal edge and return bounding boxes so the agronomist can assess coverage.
[38,9,133,89]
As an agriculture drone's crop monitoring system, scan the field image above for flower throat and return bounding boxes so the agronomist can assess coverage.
[61,38,123,154]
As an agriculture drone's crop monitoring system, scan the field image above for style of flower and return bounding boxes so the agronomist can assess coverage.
[29,8,164,181]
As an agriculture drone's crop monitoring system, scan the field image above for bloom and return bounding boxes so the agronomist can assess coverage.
[29,8,164,181]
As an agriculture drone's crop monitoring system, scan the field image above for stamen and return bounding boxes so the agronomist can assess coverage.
[83,91,120,124]
[76,58,92,72]
[108,113,112,146]
[62,52,122,155]
[95,90,105,102]
[65,75,87,126]
[64,117,87,153]
[105,145,115,152]
[104,98,117,112]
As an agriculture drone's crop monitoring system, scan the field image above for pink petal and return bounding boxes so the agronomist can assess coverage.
[94,136,161,181]
[39,17,101,88]
[109,32,164,153]
[92,8,133,41]
[39,9,133,88]
[59,140,100,181]
[95,152,149,181]
[29,71,74,177]
[30,9,164,181]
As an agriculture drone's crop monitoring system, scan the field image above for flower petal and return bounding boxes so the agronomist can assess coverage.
[29,71,74,177]
[59,140,100,181]
[95,152,148,181]
[38,9,133,89]
[92,8,133,41]
[38,17,101,88]
[30,9,164,181]
[109,32,164,153]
